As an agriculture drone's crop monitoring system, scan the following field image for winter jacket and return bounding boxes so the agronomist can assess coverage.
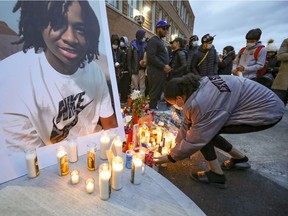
[191,45,219,76]
[218,50,236,75]
[127,39,147,75]
[272,38,288,90]
[187,45,198,73]
[170,48,187,79]
[233,41,267,79]
[146,35,169,74]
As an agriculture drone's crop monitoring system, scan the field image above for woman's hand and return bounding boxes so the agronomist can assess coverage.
[153,155,170,165]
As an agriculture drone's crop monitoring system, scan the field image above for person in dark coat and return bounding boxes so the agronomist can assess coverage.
[146,20,171,109]
[187,35,199,74]
[169,37,187,79]
[218,45,236,75]
[190,34,219,76]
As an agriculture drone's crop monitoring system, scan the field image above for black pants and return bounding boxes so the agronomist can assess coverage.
[200,120,281,161]
[147,70,166,109]
[118,72,131,103]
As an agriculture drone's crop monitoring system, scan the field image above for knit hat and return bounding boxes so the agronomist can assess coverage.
[156,20,171,28]
[136,29,146,40]
[201,34,215,44]
[246,28,262,41]
[266,39,277,52]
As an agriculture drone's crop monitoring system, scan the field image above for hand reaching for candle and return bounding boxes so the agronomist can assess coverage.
[153,155,170,165]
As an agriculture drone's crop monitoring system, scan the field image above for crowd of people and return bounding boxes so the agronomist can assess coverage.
[111,21,287,109]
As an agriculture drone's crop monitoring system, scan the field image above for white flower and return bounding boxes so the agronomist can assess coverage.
[130,90,141,100]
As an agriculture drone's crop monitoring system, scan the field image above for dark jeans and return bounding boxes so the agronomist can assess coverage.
[200,120,281,161]
[118,72,131,103]
[147,71,166,109]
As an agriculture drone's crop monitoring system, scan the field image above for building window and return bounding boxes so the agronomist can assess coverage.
[127,0,143,19]
[150,2,156,32]
[106,0,122,12]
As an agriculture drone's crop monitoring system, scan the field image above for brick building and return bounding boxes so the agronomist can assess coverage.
[106,0,194,45]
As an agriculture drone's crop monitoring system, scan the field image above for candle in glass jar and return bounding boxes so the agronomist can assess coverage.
[87,143,97,171]
[70,170,80,184]
[111,156,124,190]
[113,136,123,156]
[68,140,78,163]
[131,155,143,185]
[85,178,95,194]
[139,149,146,175]
[25,149,40,178]
[156,130,162,144]
[99,163,111,200]
[100,131,110,160]
[56,146,69,176]
[144,131,150,144]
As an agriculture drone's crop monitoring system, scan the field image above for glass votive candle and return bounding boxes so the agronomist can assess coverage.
[87,143,97,171]
[56,146,69,176]
[25,148,40,178]
[70,170,80,185]
[131,153,143,185]
[85,178,95,194]
[99,163,111,200]
[113,136,123,156]
[138,148,146,175]
[68,139,78,163]
[111,156,124,190]
[100,130,110,160]
[125,150,134,169]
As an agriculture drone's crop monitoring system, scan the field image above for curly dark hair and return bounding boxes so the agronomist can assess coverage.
[164,73,201,101]
[12,0,100,68]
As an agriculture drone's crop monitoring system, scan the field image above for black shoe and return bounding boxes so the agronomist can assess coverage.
[221,156,251,170]
[190,170,227,189]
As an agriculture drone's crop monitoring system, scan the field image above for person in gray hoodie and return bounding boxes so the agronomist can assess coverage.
[154,73,284,188]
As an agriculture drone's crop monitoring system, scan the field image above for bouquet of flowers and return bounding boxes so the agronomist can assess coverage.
[130,90,149,119]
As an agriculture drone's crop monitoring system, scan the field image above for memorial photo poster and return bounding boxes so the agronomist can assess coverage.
[0,1,124,184]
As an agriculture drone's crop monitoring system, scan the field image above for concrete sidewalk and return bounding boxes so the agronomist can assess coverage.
[157,104,288,216]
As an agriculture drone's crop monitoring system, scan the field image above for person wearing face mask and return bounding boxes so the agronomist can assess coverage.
[218,45,236,75]
[232,28,267,80]
[128,29,147,96]
[118,36,130,104]
[111,34,125,95]
[153,73,284,188]
[190,34,219,76]
[187,35,199,74]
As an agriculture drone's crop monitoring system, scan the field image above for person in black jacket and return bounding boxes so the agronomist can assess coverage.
[191,34,219,76]
[146,20,171,109]
[218,45,236,75]
[169,37,187,79]
[187,35,199,74]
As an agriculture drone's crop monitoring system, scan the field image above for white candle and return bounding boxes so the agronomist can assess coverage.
[68,140,78,163]
[156,130,162,144]
[25,149,40,178]
[113,136,123,156]
[111,156,124,190]
[144,131,150,144]
[100,131,110,160]
[99,163,111,200]
[131,156,143,185]
[57,146,69,176]
[85,178,95,194]
[87,143,97,171]
[70,170,80,184]
[139,149,146,175]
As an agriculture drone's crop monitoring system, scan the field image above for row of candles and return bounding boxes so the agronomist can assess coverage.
[24,132,145,201]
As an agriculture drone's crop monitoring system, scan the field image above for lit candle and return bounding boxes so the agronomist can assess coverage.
[139,149,146,175]
[56,146,69,176]
[144,131,150,144]
[25,149,40,178]
[113,136,123,156]
[100,131,110,160]
[87,143,97,171]
[131,154,143,185]
[99,163,111,200]
[68,140,78,163]
[156,130,162,145]
[85,178,95,194]
[70,170,80,184]
[111,156,124,190]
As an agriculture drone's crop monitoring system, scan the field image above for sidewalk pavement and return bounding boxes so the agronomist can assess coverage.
[157,102,288,216]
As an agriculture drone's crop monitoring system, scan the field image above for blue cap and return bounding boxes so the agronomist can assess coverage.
[156,20,170,28]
